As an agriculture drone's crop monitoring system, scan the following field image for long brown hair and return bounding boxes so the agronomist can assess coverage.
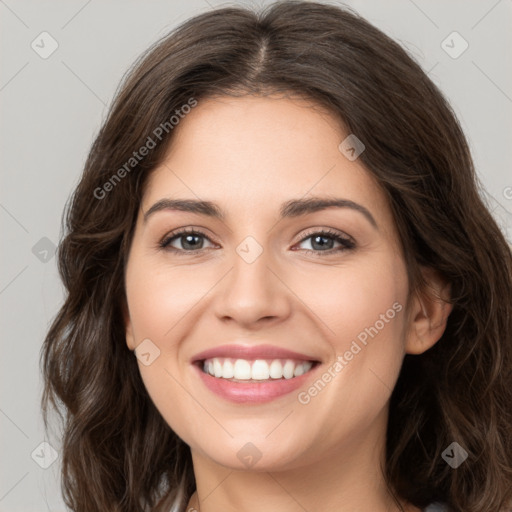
[40,2,512,511]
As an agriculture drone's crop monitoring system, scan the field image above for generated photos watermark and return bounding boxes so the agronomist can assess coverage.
[93,97,198,200]
[297,301,403,405]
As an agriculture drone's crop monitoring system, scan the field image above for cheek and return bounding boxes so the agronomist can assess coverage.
[292,253,408,415]
[125,258,206,440]
[126,259,213,345]
[291,252,407,349]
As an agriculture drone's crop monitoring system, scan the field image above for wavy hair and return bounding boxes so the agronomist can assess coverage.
[41,2,512,511]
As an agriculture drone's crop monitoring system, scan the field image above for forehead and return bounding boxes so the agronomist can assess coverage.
[141,95,392,232]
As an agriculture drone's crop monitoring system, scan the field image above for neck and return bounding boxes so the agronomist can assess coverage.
[185,408,421,512]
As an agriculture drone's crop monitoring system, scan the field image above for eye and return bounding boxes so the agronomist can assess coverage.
[159,227,355,256]
[159,228,216,254]
[294,228,355,256]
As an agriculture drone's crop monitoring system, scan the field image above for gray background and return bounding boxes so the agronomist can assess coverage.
[1,0,511,510]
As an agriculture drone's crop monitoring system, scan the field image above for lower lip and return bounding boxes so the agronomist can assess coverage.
[193,363,320,403]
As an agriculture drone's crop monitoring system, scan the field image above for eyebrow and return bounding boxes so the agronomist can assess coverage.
[143,197,378,230]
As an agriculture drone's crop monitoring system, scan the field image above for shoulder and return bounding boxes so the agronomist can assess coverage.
[423,504,448,512]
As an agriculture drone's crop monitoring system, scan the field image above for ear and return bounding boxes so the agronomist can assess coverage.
[405,267,453,355]
[122,299,136,351]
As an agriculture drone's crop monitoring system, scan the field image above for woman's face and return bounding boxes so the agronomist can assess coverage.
[124,94,417,471]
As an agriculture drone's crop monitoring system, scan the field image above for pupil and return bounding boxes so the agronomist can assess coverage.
[312,235,333,250]
[183,234,201,250]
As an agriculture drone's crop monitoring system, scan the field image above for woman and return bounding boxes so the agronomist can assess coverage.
[41,2,512,511]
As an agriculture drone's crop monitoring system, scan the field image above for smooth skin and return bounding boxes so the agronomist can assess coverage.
[124,94,452,512]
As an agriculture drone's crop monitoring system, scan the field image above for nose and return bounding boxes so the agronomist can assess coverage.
[213,244,292,329]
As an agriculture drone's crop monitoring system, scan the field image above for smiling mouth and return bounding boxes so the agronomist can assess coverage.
[197,357,319,382]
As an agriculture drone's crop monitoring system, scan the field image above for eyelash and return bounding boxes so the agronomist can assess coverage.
[158,227,356,257]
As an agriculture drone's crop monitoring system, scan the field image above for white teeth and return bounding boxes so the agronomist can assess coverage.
[202,357,314,381]
[283,360,295,379]
[223,359,234,378]
[294,364,305,377]
[233,359,252,379]
[269,360,283,379]
[293,362,314,377]
[213,359,223,378]
[251,360,269,380]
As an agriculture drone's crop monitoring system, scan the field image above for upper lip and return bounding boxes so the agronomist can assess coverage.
[191,344,321,363]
